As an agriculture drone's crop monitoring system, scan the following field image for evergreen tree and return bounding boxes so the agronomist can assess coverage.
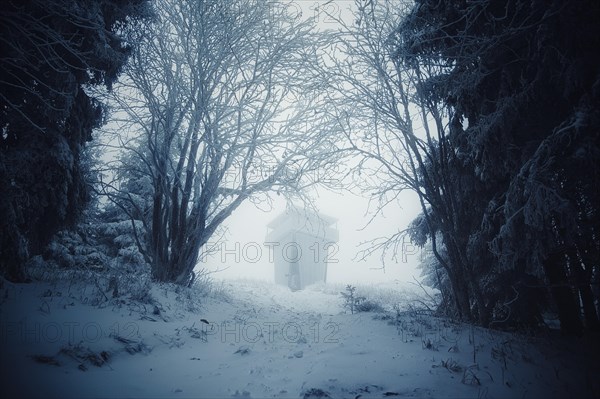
[397,0,600,333]
[0,0,149,281]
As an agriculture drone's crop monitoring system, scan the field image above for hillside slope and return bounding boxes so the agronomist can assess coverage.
[0,278,597,398]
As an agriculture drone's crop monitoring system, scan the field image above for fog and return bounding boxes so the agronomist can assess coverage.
[203,187,424,284]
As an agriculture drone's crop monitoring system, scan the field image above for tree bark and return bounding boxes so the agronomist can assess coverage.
[568,248,600,331]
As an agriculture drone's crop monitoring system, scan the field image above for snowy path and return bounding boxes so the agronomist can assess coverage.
[1,279,595,398]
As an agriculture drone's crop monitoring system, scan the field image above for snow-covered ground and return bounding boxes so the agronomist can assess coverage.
[0,277,597,398]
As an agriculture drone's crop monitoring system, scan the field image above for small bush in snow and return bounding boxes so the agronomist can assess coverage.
[191,271,232,302]
[340,285,364,314]
[355,299,385,313]
[340,284,386,314]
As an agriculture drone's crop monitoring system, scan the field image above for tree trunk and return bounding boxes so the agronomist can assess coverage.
[568,248,600,331]
[579,284,600,331]
[447,268,473,322]
[442,234,476,323]
[543,250,583,336]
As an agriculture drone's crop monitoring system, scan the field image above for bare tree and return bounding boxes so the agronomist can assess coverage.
[100,0,339,285]
[316,0,485,322]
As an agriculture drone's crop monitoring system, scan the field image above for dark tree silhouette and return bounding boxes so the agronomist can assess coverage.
[319,0,599,334]
[0,0,150,281]
[396,0,600,334]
